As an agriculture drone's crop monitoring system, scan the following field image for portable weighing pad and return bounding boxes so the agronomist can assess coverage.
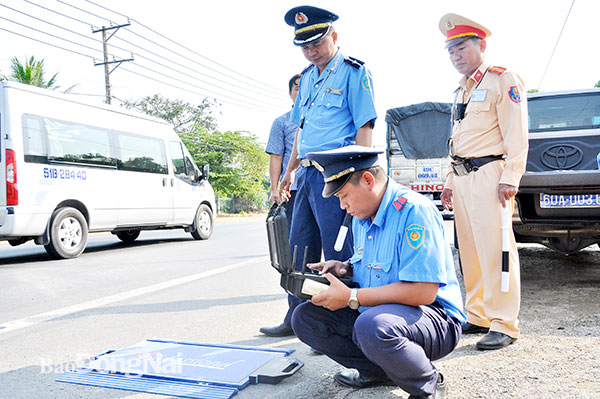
[57,339,303,399]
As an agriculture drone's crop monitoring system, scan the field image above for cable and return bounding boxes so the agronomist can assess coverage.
[1,3,101,45]
[79,0,284,95]
[537,0,576,90]
[24,0,92,27]
[44,0,287,102]
[119,65,280,114]
[0,16,103,56]
[0,27,95,59]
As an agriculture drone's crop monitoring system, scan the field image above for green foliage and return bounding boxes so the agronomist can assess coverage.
[123,93,269,207]
[180,127,268,201]
[527,89,539,93]
[122,94,219,133]
[5,56,58,89]
[595,80,600,88]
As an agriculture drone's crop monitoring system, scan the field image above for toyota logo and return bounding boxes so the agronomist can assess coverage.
[541,144,583,170]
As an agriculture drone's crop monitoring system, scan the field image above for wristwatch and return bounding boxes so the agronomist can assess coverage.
[347,288,360,310]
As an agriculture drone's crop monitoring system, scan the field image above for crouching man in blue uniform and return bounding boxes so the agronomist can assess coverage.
[291,146,466,399]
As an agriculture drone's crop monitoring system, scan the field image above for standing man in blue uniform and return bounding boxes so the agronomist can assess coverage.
[292,146,465,399]
[262,5,377,338]
[260,74,301,337]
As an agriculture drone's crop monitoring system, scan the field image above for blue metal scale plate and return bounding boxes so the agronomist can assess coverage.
[57,339,303,399]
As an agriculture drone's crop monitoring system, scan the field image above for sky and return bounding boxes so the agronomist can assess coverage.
[1,0,597,149]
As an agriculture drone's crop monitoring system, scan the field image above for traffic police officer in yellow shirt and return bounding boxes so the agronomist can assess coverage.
[439,13,529,350]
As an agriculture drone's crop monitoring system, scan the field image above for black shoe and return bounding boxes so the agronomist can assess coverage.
[259,323,294,337]
[333,369,393,389]
[476,331,516,350]
[461,322,489,334]
[408,372,447,399]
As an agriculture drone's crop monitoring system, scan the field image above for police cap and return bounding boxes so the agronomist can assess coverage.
[284,6,339,46]
[439,13,491,49]
[306,145,383,198]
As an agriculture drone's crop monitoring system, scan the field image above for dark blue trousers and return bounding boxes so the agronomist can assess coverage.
[291,302,461,396]
[282,166,353,326]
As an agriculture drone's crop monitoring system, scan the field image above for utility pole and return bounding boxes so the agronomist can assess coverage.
[92,22,134,104]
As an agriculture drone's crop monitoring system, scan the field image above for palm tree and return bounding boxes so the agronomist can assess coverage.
[6,56,58,89]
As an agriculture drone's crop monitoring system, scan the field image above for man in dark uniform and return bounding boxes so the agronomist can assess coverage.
[260,5,377,337]
[292,146,465,399]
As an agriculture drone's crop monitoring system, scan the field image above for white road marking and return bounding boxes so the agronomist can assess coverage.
[0,256,268,335]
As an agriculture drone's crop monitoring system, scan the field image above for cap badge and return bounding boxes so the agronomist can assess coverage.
[446,20,455,31]
[295,12,308,25]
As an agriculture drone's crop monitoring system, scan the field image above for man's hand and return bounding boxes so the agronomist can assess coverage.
[269,188,281,205]
[441,188,453,210]
[498,183,518,207]
[310,273,351,311]
[280,170,295,201]
[308,260,351,278]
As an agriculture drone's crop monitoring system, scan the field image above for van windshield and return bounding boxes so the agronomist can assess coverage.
[528,92,600,132]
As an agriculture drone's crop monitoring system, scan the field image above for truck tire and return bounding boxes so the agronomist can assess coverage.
[44,207,88,259]
[191,204,213,240]
[116,229,141,243]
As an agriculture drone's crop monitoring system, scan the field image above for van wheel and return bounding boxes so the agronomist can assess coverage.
[116,230,141,243]
[191,204,213,240]
[44,207,88,259]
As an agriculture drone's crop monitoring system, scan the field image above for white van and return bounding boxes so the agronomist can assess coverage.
[0,81,216,259]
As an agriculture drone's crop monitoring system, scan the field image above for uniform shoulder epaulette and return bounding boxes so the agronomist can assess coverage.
[488,66,507,74]
[301,64,314,75]
[392,195,407,211]
[344,56,364,70]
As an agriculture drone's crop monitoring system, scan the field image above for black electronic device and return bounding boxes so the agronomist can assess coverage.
[266,202,354,300]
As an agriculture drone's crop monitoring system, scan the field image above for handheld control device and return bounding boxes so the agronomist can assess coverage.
[266,203,354,300]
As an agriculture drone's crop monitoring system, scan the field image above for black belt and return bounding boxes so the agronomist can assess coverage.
[451,155,504,176]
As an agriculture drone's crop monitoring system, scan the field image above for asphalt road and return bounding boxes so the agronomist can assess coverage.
[0,218,598,399]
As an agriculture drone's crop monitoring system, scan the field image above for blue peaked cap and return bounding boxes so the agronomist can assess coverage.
[284,5,339,46]
[306,145,383,198]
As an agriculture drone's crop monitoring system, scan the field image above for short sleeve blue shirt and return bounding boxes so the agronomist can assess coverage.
[265,109,298,190]
[348,180,466,322]
[291,51,377,159]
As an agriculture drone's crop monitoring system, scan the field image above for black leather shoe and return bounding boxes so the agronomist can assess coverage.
[476,331,516,350]
[462,322,489,334]
[333,369,393,388]
[259,323,294,337]
[408,372,447,399]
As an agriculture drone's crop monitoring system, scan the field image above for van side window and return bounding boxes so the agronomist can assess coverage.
[169,141,196,182]
[169,141,186,176]
[117,133,168,174]
[22,115,47,163]
[45,119,115,166]
[22,114,116,167]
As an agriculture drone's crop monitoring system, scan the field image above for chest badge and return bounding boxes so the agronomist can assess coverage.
[326,88,342,95]
[357,247,363,255]
[405,224,426,249]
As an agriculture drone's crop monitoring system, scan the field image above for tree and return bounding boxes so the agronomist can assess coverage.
[122,94,219,133]
[180,127,269,204]
[124,94,269,210]
[4,56,58,89]
[595,80,600,88]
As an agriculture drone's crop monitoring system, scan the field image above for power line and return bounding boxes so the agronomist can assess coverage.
[0,15,103,56]
[12,1,280,104]
[537,0,576,90]
[1,13,280,111]
[24,0,92,27]
[0,27,95,59]
[1,3,101,46]
[118,65,280,113]
[79,0,284,95]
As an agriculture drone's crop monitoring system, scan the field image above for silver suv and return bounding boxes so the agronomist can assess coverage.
[514,89,600,254]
